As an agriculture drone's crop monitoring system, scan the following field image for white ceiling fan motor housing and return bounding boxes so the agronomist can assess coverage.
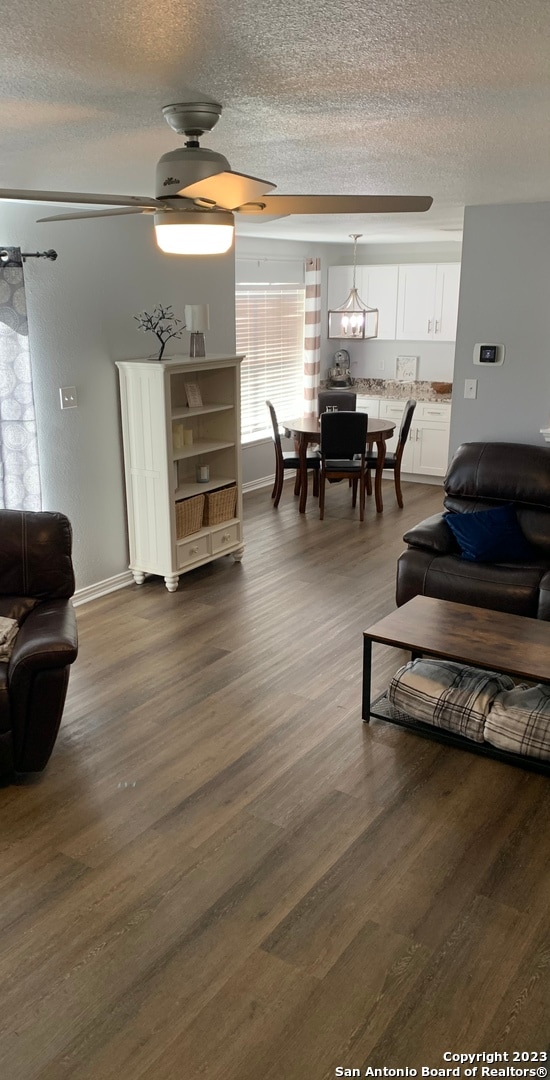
[155,146,231,200]
[156,101,230,201]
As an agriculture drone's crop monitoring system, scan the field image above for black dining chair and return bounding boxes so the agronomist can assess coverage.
[365,398,417,508]
[266,400,320,508]
[318,389,357,413]
[319,411,368,521]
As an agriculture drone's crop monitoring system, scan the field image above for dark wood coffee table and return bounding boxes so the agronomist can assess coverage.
[362,596,550,775]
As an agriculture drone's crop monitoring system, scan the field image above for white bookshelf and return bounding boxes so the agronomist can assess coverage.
[116,355,245,592]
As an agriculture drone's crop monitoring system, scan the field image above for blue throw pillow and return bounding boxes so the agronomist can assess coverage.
[443,505,533,563]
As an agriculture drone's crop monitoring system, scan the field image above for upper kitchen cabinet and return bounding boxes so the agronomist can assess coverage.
[361,265,399,339]
[327,264,398,340]
[396,263,461,341]
[327,262,460,343]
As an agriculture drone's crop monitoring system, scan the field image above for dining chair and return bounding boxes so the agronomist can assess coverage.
[365,398,417,508]
[266,400,320,508]
[319,410,368,521]
[317,390,357,413]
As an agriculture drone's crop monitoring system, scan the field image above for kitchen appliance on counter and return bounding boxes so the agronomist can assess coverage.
[328,349,354,387]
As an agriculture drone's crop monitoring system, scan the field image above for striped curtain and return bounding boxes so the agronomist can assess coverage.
[303,257,321,415]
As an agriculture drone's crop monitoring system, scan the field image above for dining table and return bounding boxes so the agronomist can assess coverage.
[282,414,397,514]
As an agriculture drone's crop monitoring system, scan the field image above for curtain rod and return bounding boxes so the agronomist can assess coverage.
[0,248,58,266]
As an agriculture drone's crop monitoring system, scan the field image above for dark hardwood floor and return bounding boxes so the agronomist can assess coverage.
[2,478,550,1079]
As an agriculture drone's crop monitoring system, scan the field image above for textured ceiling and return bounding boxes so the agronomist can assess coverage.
[2,0,550,244]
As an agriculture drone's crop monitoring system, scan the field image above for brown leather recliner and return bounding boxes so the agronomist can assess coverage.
[396,441,550,620]
[0,509,78,776]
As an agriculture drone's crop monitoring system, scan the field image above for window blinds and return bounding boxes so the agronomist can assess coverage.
[236,284,305,440]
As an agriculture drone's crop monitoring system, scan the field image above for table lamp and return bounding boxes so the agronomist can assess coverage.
[185,304,210,357]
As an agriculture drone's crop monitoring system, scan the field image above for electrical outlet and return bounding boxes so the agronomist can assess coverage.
[377,359,385,371]
[59,386,78,409]
[464,379,477,399]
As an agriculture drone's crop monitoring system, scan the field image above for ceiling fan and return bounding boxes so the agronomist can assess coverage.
[0,101,433,255]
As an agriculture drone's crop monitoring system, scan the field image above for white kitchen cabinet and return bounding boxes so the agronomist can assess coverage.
[412,420,450,476]
[360,265,399,339]
[378,399,409,425]
[116,354,244,592]
[434,263,461,340]
[378,399,409,455]
[327,264,398,340]
[415,401,451,422]
[396,264,460,341]
[378,398,451,477]
[395,265,436,340]
[356,395,380,417]
[327,262,460,342]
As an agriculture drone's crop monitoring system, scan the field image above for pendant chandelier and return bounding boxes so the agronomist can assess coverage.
[328,233,379,340]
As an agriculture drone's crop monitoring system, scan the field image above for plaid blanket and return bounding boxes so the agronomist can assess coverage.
[0,616,18,661]
[484,684,550,761]
[388,658,515,743]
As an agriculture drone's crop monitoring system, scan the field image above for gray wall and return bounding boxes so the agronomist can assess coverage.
[0,203,235,590]
[450,202,550,454]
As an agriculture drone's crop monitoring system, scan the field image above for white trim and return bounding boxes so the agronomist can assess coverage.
[243,475,274,493]
[73,570,135,606]
[242,472,442,494]
[399,472,443,487]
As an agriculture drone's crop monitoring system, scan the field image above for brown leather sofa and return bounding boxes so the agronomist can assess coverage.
[0,509,78,776]
[396,441,550,619]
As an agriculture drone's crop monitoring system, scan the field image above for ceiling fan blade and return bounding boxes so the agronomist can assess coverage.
[237,194,433,216]
[0,188,163,209]
[178,171,276,210]
[36,207,154,223]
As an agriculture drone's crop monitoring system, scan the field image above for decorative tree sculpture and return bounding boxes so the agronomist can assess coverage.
[134,304,185,360]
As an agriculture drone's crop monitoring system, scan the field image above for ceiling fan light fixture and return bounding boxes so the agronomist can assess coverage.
[328,233,379,341]
[154,210,234,255]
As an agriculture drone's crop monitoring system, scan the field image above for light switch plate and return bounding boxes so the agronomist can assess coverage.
[464,379,477,399]
[59,386,77,409]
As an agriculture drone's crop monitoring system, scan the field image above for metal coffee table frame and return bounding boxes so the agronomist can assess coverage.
[362,597,550,777]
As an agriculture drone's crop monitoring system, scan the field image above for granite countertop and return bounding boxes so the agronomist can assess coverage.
[321,378,452,403]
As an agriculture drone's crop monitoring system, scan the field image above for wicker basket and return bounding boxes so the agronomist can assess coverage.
[202,484,237,526]
[176,494,205,539]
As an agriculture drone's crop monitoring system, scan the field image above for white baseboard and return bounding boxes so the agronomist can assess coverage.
[244,472,442,493]
[243,475,275,493]
[399,473,444,487]
[73,571,135,606]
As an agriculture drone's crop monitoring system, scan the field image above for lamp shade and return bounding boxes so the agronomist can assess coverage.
[184,304,210,333]
[154,211,234,255]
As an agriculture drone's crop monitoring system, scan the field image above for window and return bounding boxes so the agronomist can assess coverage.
[236,284,305,441]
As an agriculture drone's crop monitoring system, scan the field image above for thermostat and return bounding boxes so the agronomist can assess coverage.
[474,343,505,366]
